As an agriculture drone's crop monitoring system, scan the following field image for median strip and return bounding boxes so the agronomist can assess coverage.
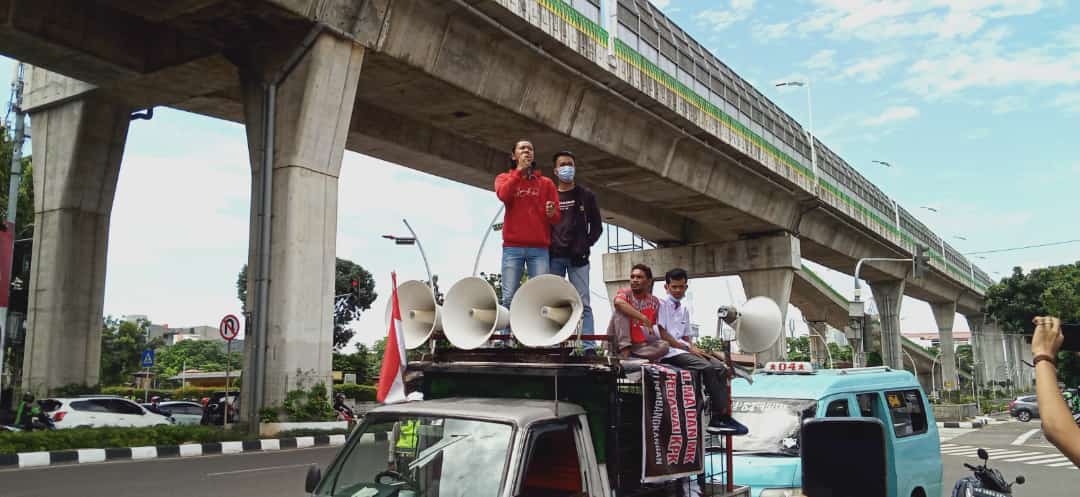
[0,435,347,470]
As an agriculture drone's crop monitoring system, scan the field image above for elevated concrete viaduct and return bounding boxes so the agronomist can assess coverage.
[1,0,1008,412]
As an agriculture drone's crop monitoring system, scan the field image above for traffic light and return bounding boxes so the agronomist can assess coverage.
[913,245,930,279]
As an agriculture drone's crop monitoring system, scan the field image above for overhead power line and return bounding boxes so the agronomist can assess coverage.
[963,239,1080,256]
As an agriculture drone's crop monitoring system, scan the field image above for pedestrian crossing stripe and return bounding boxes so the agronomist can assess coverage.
[939,444,1075,469]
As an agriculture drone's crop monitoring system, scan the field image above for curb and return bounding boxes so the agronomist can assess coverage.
[0,434,346,470]
[938,420,986,429]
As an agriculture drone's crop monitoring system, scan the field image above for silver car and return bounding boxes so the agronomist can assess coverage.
[157,401,205,426]
[1009,395,1039,422]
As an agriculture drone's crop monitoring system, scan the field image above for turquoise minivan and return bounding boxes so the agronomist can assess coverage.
[717,364,942,497]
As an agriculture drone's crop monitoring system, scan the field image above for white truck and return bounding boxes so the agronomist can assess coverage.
[304,351,749,497]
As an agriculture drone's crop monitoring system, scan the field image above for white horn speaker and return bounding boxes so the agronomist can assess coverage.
[509,274,584,347]
[443,276,509,350]
[733,296,783,353]
[382,280,442,350]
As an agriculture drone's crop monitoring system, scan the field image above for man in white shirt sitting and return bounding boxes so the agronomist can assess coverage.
[657,268,748,436]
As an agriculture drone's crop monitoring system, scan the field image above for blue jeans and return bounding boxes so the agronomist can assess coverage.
[500,247,550,334]
[550,257,595,350]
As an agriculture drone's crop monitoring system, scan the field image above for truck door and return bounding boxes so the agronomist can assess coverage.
[516,420,587,497]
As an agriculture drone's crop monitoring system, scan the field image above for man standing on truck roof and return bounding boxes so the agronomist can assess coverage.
[657,268,748,436]
[495,140,561,340]
[547,150,602,356]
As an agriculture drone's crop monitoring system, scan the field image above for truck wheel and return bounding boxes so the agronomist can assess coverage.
[1017,410,1032,422]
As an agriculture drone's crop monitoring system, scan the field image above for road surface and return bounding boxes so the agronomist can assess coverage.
[0,446,340,497]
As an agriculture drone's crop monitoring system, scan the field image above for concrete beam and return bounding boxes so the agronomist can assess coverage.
[21,95,131,394]
[790,266,849,331]
[601,233,800,283]
[931,301,959,392]
[238,32,365,410]
[870,280,905,370]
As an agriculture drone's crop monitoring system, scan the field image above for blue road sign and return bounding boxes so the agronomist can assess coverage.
[141,349,155,368]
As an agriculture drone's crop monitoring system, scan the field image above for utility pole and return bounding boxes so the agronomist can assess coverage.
[0,62,26,403]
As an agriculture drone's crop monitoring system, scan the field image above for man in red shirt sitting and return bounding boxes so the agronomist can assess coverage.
[611,264,661,356]
[494,140,560,338]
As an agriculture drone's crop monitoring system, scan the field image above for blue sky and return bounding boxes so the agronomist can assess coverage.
[2,0,1078,347]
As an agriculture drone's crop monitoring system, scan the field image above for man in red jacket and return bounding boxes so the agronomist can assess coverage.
[495,140,560,338]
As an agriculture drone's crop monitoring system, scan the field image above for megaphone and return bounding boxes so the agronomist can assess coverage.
[383,280,442,350]
[443,276,509,349]
[509,275,584,347]
[729,296,783,354]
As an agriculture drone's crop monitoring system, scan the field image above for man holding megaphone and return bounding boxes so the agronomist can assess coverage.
[495,140,561,338]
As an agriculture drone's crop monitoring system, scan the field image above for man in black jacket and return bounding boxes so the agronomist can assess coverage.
[548,151,603,354]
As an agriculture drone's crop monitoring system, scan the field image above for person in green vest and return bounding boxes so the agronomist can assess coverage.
[13,392,43,430]
[389,419,420,472]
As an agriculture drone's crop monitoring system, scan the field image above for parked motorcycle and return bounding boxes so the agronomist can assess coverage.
[952,447,1025,497]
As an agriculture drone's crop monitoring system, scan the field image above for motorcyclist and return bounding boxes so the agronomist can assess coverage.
[13,392,44,431]
[145,395,171,417]
[333,393,355,421]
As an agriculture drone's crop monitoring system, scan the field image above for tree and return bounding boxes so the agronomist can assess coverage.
[986,262,1080,385]
[828,343,853,363]
[0,124,34,238]
[786,337,811,361]
[152,339,241,380]
[99,317,165,386]
[955,344,974,374]
[236,258,377,350]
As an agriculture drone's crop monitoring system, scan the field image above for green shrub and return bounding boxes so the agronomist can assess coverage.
[281,383,336,422]
[0,425,250,454]
[259,407,280,423]
[333,383,377,402]
[49,383,101,397]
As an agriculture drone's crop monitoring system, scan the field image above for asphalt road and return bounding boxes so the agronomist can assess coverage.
[0,446,341,497]
[940,417,1078,497]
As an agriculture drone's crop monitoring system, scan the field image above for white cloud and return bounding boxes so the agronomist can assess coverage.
[804,49,837,70]
[1055,92,1080,113]
[798,0,1051,42]
[991,95,1026,114]
[752,22,791,42]
[650,0,671,9]
[700,0,757,31]
[841,54,903,82]
[902,28,1080,98]
[861,106,920,126]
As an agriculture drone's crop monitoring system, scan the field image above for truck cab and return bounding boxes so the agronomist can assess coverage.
[310,351,750,497]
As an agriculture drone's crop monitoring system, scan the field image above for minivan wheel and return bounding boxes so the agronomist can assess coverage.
[1017,410,1032,422]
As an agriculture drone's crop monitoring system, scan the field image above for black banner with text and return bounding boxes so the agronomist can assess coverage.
[641,363,703,482]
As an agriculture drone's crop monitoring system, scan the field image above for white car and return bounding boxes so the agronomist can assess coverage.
[153,401,205,426]
[44,396,173,429]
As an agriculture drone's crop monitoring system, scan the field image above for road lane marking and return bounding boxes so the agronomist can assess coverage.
[1049,460,1078,467]
[1001,453,1066,463]
[207,462,312,477]
[1020,455,1069,465]
[1012,428,1041,446]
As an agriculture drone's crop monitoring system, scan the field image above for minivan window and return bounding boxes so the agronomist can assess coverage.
[825,399,849,417]
[856,393,881,418]
[885,389,928,437]
[732,398,817,455]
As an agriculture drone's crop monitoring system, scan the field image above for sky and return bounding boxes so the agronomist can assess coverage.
[3,0,1079,348]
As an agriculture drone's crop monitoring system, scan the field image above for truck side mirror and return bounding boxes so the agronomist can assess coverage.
[801,418,887,497]
[305,464,322,493]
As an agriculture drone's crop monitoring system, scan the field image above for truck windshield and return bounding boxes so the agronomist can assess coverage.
[317,414,514,497]
[730,398,817,456]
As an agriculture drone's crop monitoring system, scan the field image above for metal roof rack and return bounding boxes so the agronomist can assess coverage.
[837,366,893,375]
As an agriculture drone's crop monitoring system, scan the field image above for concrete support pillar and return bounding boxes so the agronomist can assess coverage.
[1020,338,1034,389]
[931,301,959,392]
[21,96,131,394]
[740,268,794,364]
[807,322,828,368]
[604,280,629,305]
[239,33,364,409]
[869,280,905,370]
[966,314,989,387]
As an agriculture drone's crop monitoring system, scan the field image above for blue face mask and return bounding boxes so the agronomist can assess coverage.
[556,166,575,182]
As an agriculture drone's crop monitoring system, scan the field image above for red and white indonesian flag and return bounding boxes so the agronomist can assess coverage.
[377,272,408,404]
